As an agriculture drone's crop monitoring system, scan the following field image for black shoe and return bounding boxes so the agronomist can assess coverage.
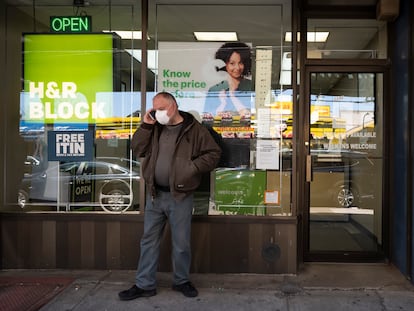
[172,281,198,297]
[118,285,156,301]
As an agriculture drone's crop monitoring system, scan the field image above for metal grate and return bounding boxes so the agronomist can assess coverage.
[0,277,73,311]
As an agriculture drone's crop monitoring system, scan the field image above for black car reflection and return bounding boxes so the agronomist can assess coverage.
[18,158,140,212]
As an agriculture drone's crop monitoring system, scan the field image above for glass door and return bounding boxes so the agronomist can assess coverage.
[305,69,385,260]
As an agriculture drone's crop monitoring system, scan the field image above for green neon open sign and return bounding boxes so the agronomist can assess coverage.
[50,16,92,33]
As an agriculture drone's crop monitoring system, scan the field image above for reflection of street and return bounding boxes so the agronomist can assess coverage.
[310,207,373,215]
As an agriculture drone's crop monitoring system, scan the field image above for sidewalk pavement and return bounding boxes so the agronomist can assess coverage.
[3,263,414,311]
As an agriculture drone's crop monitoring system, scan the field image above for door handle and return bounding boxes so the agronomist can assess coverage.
[306,154,312,182]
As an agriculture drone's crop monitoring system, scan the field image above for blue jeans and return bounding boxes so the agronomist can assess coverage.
[135,191,193,290]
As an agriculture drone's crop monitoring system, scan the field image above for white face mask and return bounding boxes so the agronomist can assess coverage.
[155,109,170,125]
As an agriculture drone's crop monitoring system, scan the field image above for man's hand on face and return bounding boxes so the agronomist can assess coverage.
[144,109,157,124]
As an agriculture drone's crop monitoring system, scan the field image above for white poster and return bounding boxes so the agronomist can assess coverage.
[256,139,280,170]
[157,41,253,116]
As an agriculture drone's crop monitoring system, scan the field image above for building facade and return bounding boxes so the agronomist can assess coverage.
[1,0,413,282]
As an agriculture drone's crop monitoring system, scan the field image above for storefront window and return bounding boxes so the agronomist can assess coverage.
[5,1,295,216]
[4,2,142,212]
[153,3,293,216]
[3,1,387,218]
[306,19,387,59]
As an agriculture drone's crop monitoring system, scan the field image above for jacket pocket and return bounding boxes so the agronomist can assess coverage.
[173,158,201,192]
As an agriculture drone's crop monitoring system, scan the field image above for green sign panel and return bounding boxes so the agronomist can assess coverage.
[214,169,266,215]
[22,33,114,124]
[50,16,92,33]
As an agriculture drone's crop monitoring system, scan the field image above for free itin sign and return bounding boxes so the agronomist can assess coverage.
[48,130,93,161]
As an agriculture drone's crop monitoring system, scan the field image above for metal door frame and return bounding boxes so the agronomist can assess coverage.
[301,62,390,262]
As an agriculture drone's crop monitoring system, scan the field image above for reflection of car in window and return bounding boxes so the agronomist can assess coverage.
[240,112,251,125]
[217,111,233,124]
[201,112,214,125]
[96,157,141,173]
[213,148,375,211]
[308,150,375,208]
[18,158,140,213]
[299,149,375,208]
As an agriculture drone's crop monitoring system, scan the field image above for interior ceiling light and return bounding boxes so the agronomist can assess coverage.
[194,32,238,41]
[102,30,150,40]
[284,31,329,42]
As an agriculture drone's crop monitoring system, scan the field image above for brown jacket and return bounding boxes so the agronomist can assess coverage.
[131,111,221,201]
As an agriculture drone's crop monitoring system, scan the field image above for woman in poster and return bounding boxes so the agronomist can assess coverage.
[205,42,253,117]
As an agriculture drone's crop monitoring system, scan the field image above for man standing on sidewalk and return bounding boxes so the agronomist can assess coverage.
[118,92,221,300]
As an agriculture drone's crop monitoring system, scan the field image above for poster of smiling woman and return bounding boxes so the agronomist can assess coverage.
[157,41,254,127]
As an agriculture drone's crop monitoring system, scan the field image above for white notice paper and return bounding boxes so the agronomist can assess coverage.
[256,139,279,170]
